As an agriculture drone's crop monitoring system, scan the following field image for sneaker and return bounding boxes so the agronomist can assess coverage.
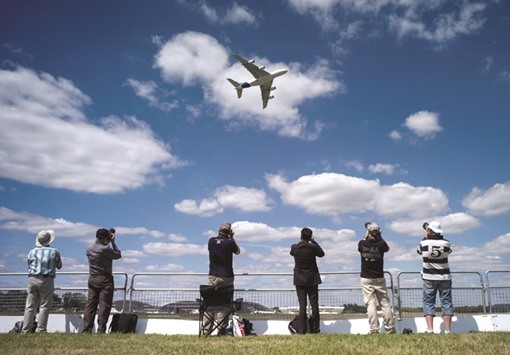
[424,329,434,334]
[445,331,451,334]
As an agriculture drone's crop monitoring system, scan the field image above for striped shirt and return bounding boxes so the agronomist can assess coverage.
[27,246,62,278]
[417,235,452,281]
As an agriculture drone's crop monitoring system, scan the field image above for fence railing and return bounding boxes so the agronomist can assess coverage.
[485,271,510,313]
[0,270,507,319]
[0,272,128,315]
[396,271,486,320]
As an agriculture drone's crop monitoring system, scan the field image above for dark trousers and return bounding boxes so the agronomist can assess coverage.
[83,274,114,333]
[296,285,320,334]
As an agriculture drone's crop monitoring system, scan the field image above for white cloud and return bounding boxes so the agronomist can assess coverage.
[345,160,364,173]
[499,70,510,81]
[0,206,96,238]
[224,3,257,25]
[142,242,207,257]
[0,67,187,194]
[389,212,481,236]
[403,110,443,138]
[174,185,274,217]
[267,172,448,218]
[145,263,187,272]
[463,182,510,216]
[288,0,489,45]
[198,2,257,25]
[388,130,402,141]
[125,79,178,112]
[389,2,486,44]
[0,207,168,241]
[153,31,344,139]
[368,163,398,175]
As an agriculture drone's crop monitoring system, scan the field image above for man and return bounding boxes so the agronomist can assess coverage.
[83,228,121,333]
[417,221,453,334]
[358,222,395,334]
[290,227,324,334]
[204,223,240,335]
[22,230,63,333]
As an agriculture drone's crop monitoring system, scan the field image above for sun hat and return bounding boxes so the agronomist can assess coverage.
[36,230,56,247]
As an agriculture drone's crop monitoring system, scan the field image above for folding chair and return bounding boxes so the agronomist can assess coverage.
[197,284,243,336]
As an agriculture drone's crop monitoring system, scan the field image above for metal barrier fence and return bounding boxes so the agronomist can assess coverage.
[485,271,510,313]
[0,270,508,319]
[0,272,128,316]
[127,271,391,319]
[396,271,486,320]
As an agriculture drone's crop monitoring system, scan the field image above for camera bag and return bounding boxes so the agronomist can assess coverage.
[109,313,138,333]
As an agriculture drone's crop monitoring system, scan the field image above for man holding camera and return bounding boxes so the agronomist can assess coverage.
[417,221,453,334]
[204,223,240,335]
[290,227,325,334]
[358,222,395,334]
[83,228,121,333]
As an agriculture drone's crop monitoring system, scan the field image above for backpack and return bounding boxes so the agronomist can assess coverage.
[288,315,312,334]
[109,313,138,333]
[232,315,255,336]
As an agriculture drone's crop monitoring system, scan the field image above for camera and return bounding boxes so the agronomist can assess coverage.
[422,222,429,230]
[364,221,371,229]
[402,328,413,335]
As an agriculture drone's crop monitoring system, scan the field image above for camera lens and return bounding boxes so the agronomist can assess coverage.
[422,223,429,230]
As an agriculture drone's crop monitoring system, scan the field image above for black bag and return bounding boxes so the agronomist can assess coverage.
[109,313,138,333]
[288,315,312,334]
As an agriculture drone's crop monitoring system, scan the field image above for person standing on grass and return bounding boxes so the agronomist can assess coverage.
[82,228,121,333]
[358,222,395,334]
[22,230,63,333]
[417,221,453,334]
[290,227,325,334]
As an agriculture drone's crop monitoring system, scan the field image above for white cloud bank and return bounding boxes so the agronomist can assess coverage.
[0,67,187,193]
[266,172,449,219]
[175,185,274,217]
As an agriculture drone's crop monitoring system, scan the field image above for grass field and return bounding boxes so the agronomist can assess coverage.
[1,332,510,354]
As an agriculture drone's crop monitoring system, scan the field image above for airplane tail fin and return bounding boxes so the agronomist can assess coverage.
[227,78,243,98]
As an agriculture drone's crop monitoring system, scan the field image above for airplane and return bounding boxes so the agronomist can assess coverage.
[227,54,288,109]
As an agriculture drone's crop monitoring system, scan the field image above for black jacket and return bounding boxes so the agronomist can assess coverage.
[290,241,325,286]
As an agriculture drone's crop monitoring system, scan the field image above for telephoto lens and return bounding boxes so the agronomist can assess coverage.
[364,221,371,229]
[422,222,429,230]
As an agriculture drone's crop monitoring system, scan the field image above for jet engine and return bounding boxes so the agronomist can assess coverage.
[259,66,265,70]
[268,95,274,100]
[270,86,276,91]
[248,59,255,64]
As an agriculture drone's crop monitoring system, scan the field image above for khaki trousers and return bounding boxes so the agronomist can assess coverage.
[361,277,395,333]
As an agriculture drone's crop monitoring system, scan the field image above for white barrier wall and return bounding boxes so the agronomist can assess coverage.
[1,314,510,334]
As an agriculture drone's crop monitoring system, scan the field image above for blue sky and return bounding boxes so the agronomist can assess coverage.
[1,0,510,287]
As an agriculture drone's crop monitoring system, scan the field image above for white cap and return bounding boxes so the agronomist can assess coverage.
[427,221,443,234]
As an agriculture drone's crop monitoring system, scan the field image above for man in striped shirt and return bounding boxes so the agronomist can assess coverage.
[22,230,63,333]
[417,221,453,334]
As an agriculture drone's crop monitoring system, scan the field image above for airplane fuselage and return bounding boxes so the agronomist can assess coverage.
[241,69,287,88]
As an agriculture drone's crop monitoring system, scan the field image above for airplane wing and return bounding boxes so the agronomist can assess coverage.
[260,80,274,109]
[234,54,270,79]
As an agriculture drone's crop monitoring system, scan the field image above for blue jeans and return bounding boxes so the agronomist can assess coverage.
[422,279,453,317]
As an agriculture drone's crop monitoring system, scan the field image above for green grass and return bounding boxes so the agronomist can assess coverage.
[1,332,510,354]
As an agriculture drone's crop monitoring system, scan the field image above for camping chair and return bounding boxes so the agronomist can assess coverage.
[197,284,243,336]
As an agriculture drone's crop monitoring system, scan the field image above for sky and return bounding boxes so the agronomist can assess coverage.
[1,0,510,289]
